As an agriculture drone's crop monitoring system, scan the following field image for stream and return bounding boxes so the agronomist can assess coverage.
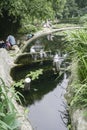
[26,73,69,130]
[12,33,69,130]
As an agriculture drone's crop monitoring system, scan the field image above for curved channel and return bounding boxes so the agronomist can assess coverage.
[26,73,69,130]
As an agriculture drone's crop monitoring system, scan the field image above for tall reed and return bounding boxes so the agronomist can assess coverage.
[65,29,87,108]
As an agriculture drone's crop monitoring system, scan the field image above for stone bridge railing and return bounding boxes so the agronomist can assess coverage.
[21,26,84,52]
[14,51,52,65]
[14,26,85,64]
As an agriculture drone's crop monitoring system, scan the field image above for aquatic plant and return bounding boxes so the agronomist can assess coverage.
[14,69,43,88]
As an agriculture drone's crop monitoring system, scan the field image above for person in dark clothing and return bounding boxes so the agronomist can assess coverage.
[26,34,34,40]
[0,40,6,48]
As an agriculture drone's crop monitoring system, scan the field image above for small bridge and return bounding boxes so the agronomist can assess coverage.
[11,26,85,82]
[15,26,85,65]
[21,26,84,52]
[12,50,67,81]
[14,51,52,65]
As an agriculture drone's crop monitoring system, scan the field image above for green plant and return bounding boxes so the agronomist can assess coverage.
[65,29,87,81]
[79,14,87,25]
[70,83,87,108]
[14,69,43,88]
[65,29,87,108]
[26,69,43,80]
[0,78,19,130]
[18,24,37,34]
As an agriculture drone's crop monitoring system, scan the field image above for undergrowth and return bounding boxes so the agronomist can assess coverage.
[0,78,20,130]
[65,29,87,109]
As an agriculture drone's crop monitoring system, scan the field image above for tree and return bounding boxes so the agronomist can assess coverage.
[0,0,27,37]
[0,0,55,37]
[52,0,66,19]
[27,0,54,22]
[75,0,87,8]
[62,0,78,18]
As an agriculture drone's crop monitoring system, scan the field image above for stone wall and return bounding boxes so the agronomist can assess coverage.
[0,48,33,130]
[71,109,87,130]
[67,59,87,130]
[0,49,14,86]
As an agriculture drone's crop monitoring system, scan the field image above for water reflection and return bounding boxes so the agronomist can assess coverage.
[26,73,68,130]
[21,75,58,106]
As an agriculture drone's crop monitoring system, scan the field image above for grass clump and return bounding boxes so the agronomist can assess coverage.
[0,78,20,130]
[65,29,87,109]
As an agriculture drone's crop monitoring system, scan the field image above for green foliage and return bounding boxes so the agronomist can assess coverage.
[79,14,87,24]
[0,0,26,18]
[3,112,19,130]
[61,17,80,24]
[28,0,54,20]
[70,83,87,108]
[14,69,43,88]
[68,124,71,130]
[0,0,54,35]
[18,24,37,34]
[65,30,87,81]
[14,79,24,89]
[1,0,87,36]
[63,0,78,18]
[26,69,43,80]
[65,29,87,108]
[75,0,87,8]
[0,78,20,130]
[52,0,67,18]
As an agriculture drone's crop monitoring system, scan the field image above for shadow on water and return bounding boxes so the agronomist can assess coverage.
[26,73,69,130]
[14,67,62,106]
[15,72,69,130]
[20,75,60,106]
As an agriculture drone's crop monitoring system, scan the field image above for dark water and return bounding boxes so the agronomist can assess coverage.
[27,73,68,130]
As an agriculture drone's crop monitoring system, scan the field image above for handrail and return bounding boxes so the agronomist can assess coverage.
[22,26,85,52]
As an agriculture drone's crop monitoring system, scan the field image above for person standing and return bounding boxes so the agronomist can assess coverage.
[53,53,60,72]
